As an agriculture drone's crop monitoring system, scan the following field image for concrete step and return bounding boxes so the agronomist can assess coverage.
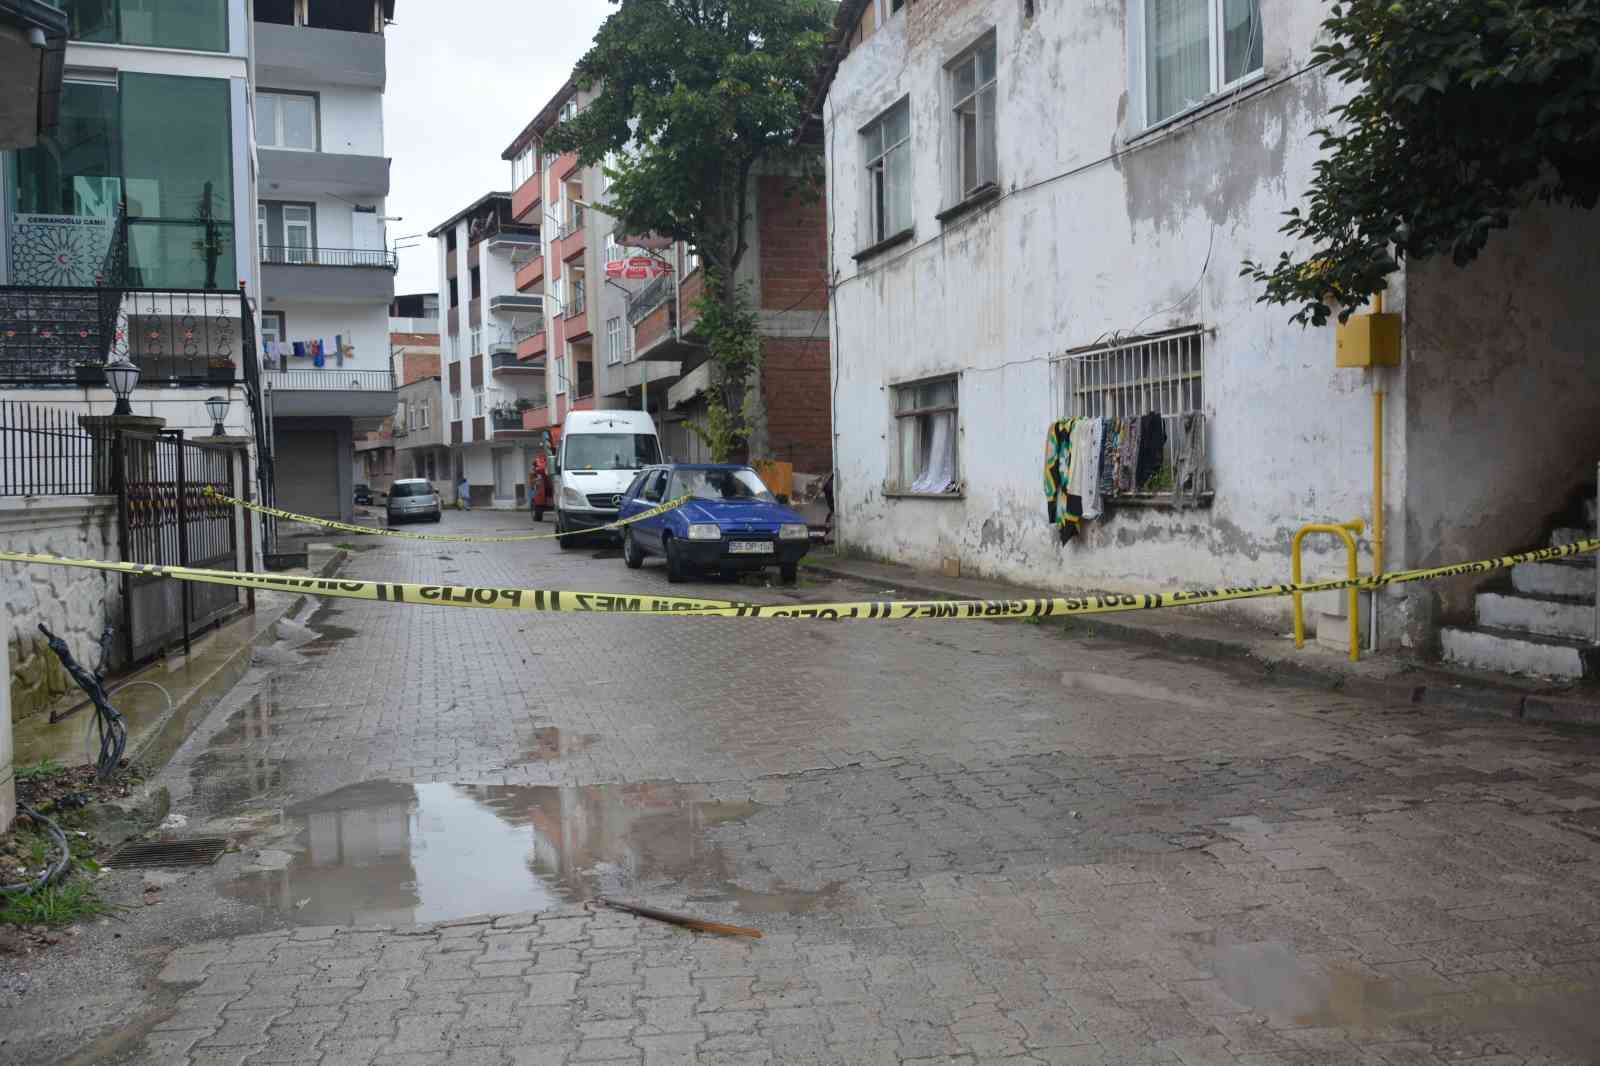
[1441,625,1597,680]
[1476,591,1595,642]
[1512,559,1595,599]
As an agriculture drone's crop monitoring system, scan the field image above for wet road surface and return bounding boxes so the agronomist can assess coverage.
[12,506,1600,1064]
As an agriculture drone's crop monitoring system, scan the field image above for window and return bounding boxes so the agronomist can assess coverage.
[862,98,911,244]
[684,248,700,274]
[1142,0,1262,125]
[448,278,459,307]
[568,262,587,316]
[473,387,485,417]
[62,0,228,51]
[261,311,285,345]
[258,201,315,262]
[469,327,482,357]
[511,143,537,187]
[1062,328,1208,497]
[1064,329,1203,419]
[420,402,430,428]
[12,72,237,290]
[670,468,777,503]
[641,470,666,503]
[256,0,294,25]
[564,180,585,234]
[948,37,998,200]
[446,333,460,362]
[606,316,624,365]
[446,228,457,252]
[257,91,317,150]
[560,99,579,123]
[470,266,481,300]
[605,233,624,263]
[894,377,960,494]
[452,393,462,420]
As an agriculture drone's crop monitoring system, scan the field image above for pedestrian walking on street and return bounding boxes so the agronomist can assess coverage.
[458,476,471,511]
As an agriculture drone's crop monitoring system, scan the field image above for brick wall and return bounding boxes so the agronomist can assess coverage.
[759,336,833,476]
[757,177,828,312]
[397,347,440,385]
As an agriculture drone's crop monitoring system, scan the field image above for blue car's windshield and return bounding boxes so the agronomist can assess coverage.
[669,468,776,503]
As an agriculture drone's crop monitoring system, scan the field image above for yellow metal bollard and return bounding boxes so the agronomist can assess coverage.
[1292,520,1366,663]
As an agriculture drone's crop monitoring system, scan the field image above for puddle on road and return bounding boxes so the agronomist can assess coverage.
[524,726,599,761]
[300,605,358,658]
[220,778,825,928]
[1210,938,1600,1056]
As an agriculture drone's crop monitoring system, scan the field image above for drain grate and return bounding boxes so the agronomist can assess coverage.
[103,837,229,869]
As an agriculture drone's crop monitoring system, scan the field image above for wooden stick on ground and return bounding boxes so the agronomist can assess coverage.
[593,897,763,939]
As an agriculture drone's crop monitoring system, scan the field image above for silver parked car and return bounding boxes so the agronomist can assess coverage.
[386,478,442,524]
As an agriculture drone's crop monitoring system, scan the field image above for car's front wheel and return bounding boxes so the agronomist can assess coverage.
[623,528,644,570]
[556,511,576,550]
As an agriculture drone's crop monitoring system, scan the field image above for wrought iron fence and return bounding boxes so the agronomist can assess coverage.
[0,401,114,496]
[262,245,398,269]
[262,368,396,391]
[0,285,248,385]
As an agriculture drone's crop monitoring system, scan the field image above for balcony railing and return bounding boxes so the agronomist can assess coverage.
[262,245,398,270]
[0,286,249,386]
[490,351,540,370]
[490,411,526,430]
[262,368,396,391]
[628,273,673,326]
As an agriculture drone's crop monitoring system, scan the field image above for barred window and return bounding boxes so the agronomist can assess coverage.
[1064,328,1203,419]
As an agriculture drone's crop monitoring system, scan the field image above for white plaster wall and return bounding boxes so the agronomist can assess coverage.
[269,302,390,373]
[825,0,1405,632]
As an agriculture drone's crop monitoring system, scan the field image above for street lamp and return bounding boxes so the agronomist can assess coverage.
[205,394,230,437]
[104,355,140,416]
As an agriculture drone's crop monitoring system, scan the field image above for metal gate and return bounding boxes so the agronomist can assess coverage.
[117,431,246,663]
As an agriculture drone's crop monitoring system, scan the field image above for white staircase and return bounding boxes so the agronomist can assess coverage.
[1440,500,1598,679]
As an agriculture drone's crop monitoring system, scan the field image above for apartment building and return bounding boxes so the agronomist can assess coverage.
[807,0,1600,666]
[0,0,262,444]
[499,80,832,483]
[428,191,543,508]
[254,0,398,522]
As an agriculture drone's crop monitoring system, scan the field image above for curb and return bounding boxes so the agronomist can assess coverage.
[802,557,1600,727]
[126,549,349,774]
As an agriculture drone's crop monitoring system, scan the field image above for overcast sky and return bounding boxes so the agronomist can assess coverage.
[383,0,613,296]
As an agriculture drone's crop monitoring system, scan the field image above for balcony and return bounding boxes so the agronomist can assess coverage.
[556,217,587,259]
[256,22,385,89]
[259,148,390,198]
[516,330,546,360]
[515,254,545,292]
[490,351,544,375]
[489,293,543,315]
[0,286,249,386]
[262,246,396,305]
[520,405,552,431]
[263,367,398,418]
[484,223,541,256]
[511,173,542,222]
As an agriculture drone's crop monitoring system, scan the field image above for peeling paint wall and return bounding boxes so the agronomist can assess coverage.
[825,0,1417,634]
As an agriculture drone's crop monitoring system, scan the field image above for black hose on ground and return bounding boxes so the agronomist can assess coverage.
[0,805,72,897]
[39,624,127,781]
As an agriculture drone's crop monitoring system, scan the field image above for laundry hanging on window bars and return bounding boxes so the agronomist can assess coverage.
[1043,413,1206,543]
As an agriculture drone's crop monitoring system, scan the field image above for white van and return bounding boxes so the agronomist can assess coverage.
[554,410,663,548]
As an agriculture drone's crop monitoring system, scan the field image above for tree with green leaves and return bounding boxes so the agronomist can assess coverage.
[1243,0,1600,326]
[544,0,833,459]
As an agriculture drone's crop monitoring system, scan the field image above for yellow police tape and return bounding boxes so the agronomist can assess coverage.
[199,487,688,543]
[2,538,1596,620]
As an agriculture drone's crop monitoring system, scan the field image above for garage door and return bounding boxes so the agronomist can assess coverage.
[274,429,339,518]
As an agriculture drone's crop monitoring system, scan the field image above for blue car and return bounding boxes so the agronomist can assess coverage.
[617,463,811,583]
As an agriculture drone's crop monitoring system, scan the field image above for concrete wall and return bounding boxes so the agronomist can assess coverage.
[1,497,121,728]
[824,0,1399,634]
[1399,204,1600,648]
[317,85,384,156]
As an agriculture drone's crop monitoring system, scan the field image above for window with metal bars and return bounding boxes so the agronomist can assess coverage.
[1059,327,1211,502]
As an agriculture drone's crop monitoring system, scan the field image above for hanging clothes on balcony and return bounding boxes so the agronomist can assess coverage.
[312,338,326,368]
[292,341,307,359]
[1135,411,1167,488]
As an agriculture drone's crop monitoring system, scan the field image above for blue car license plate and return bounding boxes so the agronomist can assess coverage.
[728,541,773,555]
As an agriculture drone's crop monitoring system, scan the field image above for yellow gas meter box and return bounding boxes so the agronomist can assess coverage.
[1335,312,1402,368]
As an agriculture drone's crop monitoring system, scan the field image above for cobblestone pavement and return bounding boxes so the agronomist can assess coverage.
[70,511,1600,1063]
